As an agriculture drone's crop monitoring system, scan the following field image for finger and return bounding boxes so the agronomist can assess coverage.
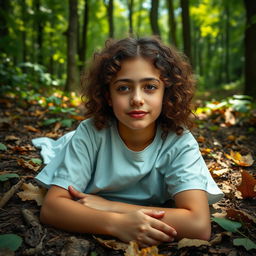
[141,209,165,219]
[68,186,86,199]
[151,218,177,237]
[138,237,160,248]
[148,227,175,243]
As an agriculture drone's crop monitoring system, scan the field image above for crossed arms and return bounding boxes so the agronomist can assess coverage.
[40,185,211,248]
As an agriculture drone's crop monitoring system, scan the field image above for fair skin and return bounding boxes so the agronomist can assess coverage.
[40,57,211,247]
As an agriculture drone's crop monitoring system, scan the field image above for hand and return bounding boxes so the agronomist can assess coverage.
[68,186,113,211]
[113,209,177,248]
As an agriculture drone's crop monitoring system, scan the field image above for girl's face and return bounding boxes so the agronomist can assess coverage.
[108,57,165,136]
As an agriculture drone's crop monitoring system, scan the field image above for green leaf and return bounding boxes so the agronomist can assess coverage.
[0,143,7,151]
[0,234,23,251]
[42,118,60,126]
[31,158,42,165]
[233,238,256,251]
[61,119,73,128]
[0,173,19,182]
[212,217,242,232]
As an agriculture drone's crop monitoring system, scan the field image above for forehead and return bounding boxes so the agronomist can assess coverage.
[114,57,161,80]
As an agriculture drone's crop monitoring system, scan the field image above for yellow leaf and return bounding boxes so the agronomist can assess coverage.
[225,150,254,167]
[17,183,46,206]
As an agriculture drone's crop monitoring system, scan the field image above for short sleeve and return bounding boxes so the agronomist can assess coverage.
[164,132,223,204]
[35,121,96,192]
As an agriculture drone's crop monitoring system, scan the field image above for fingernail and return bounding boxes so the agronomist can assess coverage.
[156,210,165,214]
[172,230,177,236]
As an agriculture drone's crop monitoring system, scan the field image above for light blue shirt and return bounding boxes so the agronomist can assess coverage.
[34,118,223,206]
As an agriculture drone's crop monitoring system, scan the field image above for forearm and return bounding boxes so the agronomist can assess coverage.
[109,201,211,240]
[40,196,116,235]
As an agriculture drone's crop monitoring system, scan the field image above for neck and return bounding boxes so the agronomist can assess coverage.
[117,123,156,151]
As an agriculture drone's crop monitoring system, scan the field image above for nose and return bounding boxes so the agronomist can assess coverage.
[130,90,144,106]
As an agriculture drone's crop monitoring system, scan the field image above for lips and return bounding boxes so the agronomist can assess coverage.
[128,110,148,118]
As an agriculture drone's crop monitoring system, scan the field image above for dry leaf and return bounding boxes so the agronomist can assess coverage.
[17,158,41,172]
[125,241,164,256]
[210,232,232,246]
[225,150,254,167]
[224,108,236,126]
[211,168,229,178]
[200,148,212,155]
[236,170,256,199]
[93,236,128,251]
[197,135,205,143]
[17,183,46,206]
[178,238,210,249]
[24,125,40,133]
[226,208,256,226]
[4,135,20,141]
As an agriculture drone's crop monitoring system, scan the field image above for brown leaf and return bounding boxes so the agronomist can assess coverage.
[226,208,256,226]
[225,150,254,167]
[17,158,41,172]
[210,232,232,246]
[236,170,256,199]
[224,108,236,126]
[24,125,40,133]
[4,135,20,141]
[93,236,128,251]
[177,238,210,249]
[17,183,46,206]
[197,135,206,143]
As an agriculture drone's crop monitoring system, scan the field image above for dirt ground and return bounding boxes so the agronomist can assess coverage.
[0,96,256,256]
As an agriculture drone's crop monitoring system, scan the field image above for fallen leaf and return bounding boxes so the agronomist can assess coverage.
[225,150,254,167]
[24,125,40,133]
[93,236,128,251]
[4,135,20,141]
[211,168,229,178]
[200,148,212,155]
[233,238,256,251]
[210,232,232,246]
[125,241,164,256]
[17,159,41,172]
[17,183,46,206]
[212,217,242,233]
[177,238,210,249]
[226,208,256,226]
[224,108,236,126]
[236,170,256,199]
[197,135,205,143]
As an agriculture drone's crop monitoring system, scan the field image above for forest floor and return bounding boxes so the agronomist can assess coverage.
[0,94,256,256]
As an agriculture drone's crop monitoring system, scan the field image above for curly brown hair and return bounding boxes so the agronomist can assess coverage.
[81,36,195,137]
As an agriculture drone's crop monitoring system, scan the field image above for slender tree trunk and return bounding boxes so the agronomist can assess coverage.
[224,1,230,83]
[243,0,256,98]
[78,0,89,71]
[0,0,10,54]
[65,0,79,92]
[150,0,160,37]
[180,0,192,63]
[127,0,134,35]
[104,0,114,38]
[35,0,43,64]
[166,0,177,46]
[21,0,27,63]
[136,0,143,35]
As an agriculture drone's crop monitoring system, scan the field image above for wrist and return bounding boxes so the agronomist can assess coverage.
[105,212,123,237]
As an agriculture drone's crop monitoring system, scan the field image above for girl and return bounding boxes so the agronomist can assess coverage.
[34,37,223,248]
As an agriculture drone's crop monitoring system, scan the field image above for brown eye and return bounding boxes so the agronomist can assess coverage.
[117,85,130,92]
[145,84,157,91]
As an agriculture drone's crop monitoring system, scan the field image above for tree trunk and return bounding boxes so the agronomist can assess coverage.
[224,1,230,83]
[127,0,134,35]
[150,0,160,37]
[34,0,43,64]
[21,0,27,63]
[243,0,256,98]
[166,0,177,46]
[65,0,79,92]
[180,0,192,63]
[104,0,114,38]
[136,0,143,35]
[78,0,89,71]
[0,0,10,54]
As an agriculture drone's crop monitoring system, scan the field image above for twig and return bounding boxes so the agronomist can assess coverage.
[22,233,46,255]
[0,178,24,208]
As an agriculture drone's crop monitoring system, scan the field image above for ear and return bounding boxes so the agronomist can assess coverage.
[105,92,112,106]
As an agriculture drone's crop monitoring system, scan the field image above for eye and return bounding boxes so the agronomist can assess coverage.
[145,84,157,91]
[116,85,130,92]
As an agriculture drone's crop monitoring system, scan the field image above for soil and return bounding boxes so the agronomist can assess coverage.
[0,96,256,256]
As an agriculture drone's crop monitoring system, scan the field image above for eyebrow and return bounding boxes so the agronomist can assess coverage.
[112,77,161,85]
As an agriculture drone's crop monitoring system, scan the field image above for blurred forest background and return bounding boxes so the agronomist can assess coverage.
[0,0,256,100]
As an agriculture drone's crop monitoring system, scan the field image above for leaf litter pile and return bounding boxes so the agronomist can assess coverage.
[0,93,256,256]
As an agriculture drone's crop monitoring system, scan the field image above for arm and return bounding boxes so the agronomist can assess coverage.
[40,185,176,248]
[69,186,211,241]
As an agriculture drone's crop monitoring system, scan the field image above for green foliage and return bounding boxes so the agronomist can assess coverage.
[0,173,19,182]
[212,217,256,251]
[212,217,242,233]
[0,234,23,251]
[0,143,7,151]
[31,158,42,165]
